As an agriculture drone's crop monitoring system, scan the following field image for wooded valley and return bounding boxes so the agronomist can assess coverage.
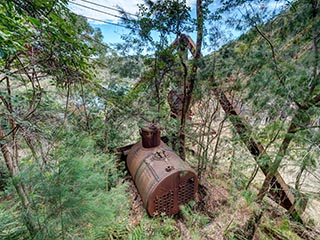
[0,0,319,239]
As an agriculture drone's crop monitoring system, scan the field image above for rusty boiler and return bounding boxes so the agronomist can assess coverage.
[127,123,198,217]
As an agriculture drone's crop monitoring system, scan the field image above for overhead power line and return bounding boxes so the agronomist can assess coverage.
[75,0,138,17]
[70,2,127,20]
[79,15,130,28]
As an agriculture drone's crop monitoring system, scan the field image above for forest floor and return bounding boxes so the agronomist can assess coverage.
[125,167,320,240]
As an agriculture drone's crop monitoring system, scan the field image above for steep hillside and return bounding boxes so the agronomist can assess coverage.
[122,1,320,238]
[197,0,320,230]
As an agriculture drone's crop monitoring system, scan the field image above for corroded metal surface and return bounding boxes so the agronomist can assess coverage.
[127,140,198,217]
[140,124,161,148]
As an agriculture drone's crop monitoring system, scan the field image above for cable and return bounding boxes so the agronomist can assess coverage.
[79,15,131,29]
[77,0,138,17]
[70,2,127,20]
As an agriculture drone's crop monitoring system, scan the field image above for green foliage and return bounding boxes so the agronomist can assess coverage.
[120,0,192,54]
[133,0,191,42]
[0,204,28,240]
[180,201,211,229]
[128,224,146,240]
[242,190,256,206]
[2,130,130,239]
[260,217,302,239]
[0,161,8,190]
[0,2,29,60]
[0,0,107,85]
[106,55,146,79]
[128,214,180,240]
[210,0,319,196]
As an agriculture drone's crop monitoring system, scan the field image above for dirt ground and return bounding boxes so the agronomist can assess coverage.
[125,168,320,239]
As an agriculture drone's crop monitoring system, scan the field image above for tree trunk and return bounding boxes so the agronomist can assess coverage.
[64,82,70,124]
[179,0,204,160]
[0,126,38,237]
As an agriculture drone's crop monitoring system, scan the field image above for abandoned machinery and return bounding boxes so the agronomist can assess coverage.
[126,123,198,217]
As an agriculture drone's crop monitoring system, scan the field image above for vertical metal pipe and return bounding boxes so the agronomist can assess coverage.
[140,123,161,148]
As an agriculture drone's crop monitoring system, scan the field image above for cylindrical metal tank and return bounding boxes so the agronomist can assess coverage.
[127,124,198,217]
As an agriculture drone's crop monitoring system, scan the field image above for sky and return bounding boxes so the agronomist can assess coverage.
[68,0,289,52]
[68,0,197,46]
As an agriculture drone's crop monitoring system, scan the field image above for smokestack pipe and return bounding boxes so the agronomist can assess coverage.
[140,123,161,148]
